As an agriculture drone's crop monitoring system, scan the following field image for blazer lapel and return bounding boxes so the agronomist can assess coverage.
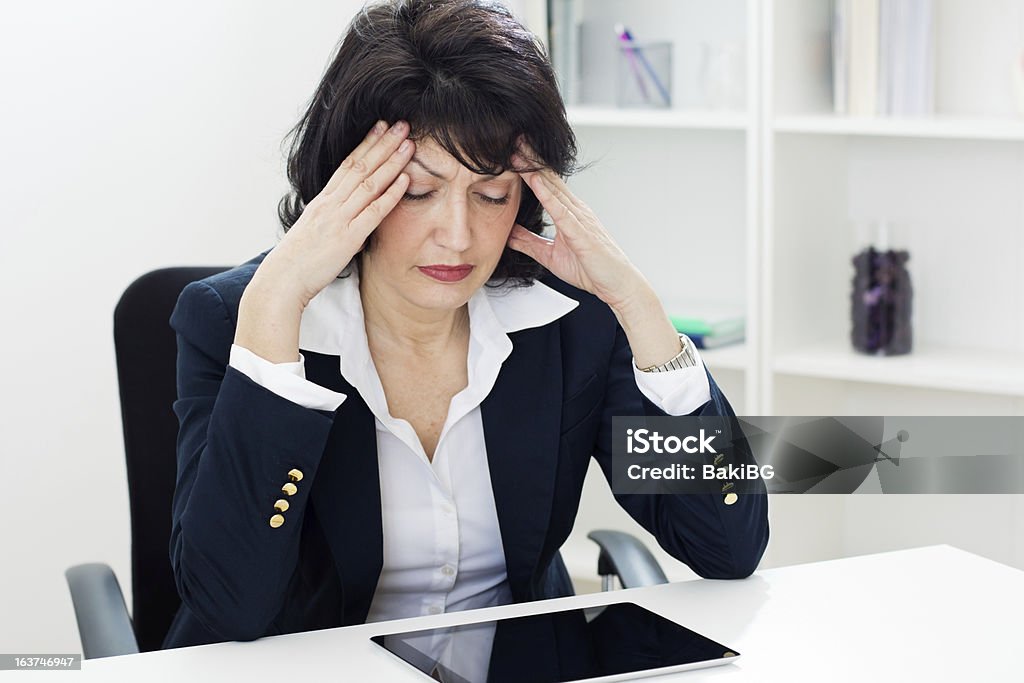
[303,351,383,626]
[481,323,564,600]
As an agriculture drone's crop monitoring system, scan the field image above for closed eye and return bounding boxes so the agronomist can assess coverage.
[479,194,510,205]
[402,191,510,205]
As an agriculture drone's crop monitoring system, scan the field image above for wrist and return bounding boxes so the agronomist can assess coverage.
[609,288,686,370]
[255,245,335,310]
[248,262,313,311]
[236,281,306,364]
[610,281,662,332]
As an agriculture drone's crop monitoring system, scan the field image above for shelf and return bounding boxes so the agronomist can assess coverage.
[773,115,1024,142]
[567,106,750,130]
[696,342,749,372]
[773,340,1024,398]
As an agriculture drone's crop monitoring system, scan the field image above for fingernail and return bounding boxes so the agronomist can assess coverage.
[373,120,387,135]
[399,139,411,152]
[392,120,408,134]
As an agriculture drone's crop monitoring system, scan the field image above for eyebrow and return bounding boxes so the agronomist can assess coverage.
[409,155,512,182]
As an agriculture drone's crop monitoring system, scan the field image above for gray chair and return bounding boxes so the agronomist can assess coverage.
[588,530,669,591]
[64,266,669,659]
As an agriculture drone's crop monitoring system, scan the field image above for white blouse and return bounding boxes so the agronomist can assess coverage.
[229,269,711,624]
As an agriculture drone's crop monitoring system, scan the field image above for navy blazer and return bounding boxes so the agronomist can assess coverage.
[162,250,769,650]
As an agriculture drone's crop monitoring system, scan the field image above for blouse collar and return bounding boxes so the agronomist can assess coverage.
[296,269,579,417]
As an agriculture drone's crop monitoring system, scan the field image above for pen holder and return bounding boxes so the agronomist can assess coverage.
[850,221,913,356]
[615,41,673,108]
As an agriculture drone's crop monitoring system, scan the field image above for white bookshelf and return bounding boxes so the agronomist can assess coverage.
[568,106,750,130]
[774,114,1024,141]
[546,0,1024,581]
[763,0,1024,417]
[774,341,1024,398]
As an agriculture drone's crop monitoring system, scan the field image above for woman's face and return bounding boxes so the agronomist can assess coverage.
[360,136,523,312]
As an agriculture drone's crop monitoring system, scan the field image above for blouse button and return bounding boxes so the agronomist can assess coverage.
[441,565,455,577]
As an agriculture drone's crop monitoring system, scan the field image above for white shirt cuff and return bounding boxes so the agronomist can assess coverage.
[632,345,712,416]
[229,343,347,412]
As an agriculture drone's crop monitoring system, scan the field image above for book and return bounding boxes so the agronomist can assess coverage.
[666,301,745,340]
[837,0,936,118]
[685,329,746,350]
[848,0,879,116]
[877,0,894,114]
[832,0,850,114]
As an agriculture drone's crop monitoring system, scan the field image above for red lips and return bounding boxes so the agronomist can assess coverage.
[417,265,474,282]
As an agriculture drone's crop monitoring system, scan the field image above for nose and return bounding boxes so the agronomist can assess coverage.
[433,197,472,253]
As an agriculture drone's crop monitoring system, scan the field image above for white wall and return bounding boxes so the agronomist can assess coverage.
[0,0,367,653]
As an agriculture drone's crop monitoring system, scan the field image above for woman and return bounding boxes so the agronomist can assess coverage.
[163,0,768,650]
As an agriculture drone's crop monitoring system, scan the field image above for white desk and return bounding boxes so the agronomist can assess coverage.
[75,546,1023,682]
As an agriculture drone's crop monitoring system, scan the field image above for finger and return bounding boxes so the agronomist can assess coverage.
[507,224,554,266]
[327,120,411,201]
[338,137,416,221]
[511,141,571,197]
[523,172,586,240]
[515,158,590,215]
[512,143,589,218]
[347,172,411,240]
[322,120,387,196]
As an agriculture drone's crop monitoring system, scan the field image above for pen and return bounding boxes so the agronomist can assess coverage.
[614,23,650,102]
[615,24,671,106]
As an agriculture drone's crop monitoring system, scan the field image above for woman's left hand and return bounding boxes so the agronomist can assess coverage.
[508,146,689,369]
[507,149,648,312]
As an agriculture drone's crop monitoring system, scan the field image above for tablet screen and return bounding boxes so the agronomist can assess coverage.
[370,601,738,683]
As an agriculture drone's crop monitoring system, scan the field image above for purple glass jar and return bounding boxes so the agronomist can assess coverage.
[850,222,913,355]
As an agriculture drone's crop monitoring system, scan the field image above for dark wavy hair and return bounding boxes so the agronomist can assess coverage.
[277,0,579,287]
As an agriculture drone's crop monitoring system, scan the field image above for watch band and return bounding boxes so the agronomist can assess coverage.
[638,334,698,372]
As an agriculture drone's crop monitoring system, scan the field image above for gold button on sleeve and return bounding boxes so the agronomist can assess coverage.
[281,482,298,496]
[724,492,739,505]
[269,514,285,528]
[274,499,290,513]
[288,468,304,482]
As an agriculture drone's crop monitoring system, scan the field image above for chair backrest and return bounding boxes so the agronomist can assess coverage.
[113,266,229,652]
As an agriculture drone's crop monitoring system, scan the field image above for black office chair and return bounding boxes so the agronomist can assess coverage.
[64,266,668,659]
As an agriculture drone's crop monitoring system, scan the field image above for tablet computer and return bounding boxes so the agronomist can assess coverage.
[371,600,740,682]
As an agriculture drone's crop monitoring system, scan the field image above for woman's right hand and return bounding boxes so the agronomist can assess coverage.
[235,120,414,363]
[259,119,414,307]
